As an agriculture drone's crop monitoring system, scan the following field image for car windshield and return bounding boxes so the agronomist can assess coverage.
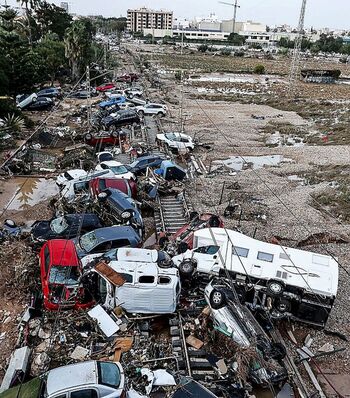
[97,362,121,388]
[110,165,128,175]
[49,266,80,285]
[164,133,177,141]
[50,217,69,234]
[80,231,97,252]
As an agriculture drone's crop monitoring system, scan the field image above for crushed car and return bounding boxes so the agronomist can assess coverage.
[39,239,94,310]
[101,109,140,130]
[82,248,180,314]
[127,154,166,176]
[71,225,141,258]
[89,176,137,199]
[156,132,195,152]
[84,130,127,148]
[31,213,103,242]
[95,160,135,180]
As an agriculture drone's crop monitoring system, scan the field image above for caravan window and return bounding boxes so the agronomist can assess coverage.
[139,275,155,284]
[257,251,274,262]
[233,247,249,258]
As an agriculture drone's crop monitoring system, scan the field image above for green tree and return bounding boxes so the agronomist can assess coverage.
[64,20,92,80]
[227,32,246,46]
[35,2,72,40]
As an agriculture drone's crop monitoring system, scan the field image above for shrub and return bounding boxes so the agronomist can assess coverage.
[254,64,265,74]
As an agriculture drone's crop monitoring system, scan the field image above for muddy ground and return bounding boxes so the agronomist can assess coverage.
[137,44,350,395]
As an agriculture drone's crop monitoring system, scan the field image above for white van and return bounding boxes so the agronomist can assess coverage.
[83,248,181,314]
[172,228,339,327]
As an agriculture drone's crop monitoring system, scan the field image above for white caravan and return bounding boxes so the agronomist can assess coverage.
[172,227,339,327]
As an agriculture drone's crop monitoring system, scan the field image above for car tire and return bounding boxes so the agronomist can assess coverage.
[157,111,165,117]
[138,110,144,117]
[210,289,226,310]
[178,259,195,277]
[270,342,287,361]
[128,94,134,99]
[84,133,92,141]
[208,215,221,228]
[267,280,284,296]
[189,211,199,221]
[177,242,189,254]
[110,130,119,138]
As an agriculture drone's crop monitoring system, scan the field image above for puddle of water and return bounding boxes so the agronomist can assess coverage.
[7,178,59,211]
[213,155,292,171]
[266,132,304,147]
[189,73,285,84]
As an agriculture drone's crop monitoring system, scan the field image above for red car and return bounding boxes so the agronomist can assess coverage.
[96,83,116,92]
[39,240,94,311]
[89,177,137,199]
[170,213,224,252]
[84,131,127,147]
[116,73,139,83]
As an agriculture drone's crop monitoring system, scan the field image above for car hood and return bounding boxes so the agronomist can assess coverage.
[31,221,51,240]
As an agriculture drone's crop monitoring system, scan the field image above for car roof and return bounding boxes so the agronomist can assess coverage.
[47,240,79,266]
[93,226,139,241]
[100,161,123,167]
[115,248,158,262]
[104,178,128,189]
[46,361,97,395]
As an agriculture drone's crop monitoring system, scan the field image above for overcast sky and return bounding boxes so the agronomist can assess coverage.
[5,0,350,30]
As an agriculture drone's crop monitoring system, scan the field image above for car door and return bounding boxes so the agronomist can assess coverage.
[193,245,220,274]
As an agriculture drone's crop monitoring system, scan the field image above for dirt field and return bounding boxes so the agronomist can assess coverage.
[137,44,350,394]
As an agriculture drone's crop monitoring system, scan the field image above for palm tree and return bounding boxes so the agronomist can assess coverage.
[64,21,88,80]
[16,0,40,45]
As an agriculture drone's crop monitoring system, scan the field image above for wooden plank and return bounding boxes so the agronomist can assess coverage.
[297,348,326,398]
[95,261,126,286]
[186,335,204,350]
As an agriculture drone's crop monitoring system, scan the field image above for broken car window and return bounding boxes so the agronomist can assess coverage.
[49,266,79,285]
[80,231,97,252]
[50,216,68,234]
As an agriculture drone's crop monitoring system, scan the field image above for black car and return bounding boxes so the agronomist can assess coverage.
[101,110,140,129]
[31,213,103,242]
[25,97,54,111]
[128,154,166,176]
[37,87,62,99]
[96,188,144,238]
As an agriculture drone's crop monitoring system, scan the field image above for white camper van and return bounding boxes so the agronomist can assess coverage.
[172,228,339,327]
[83,248,181,314]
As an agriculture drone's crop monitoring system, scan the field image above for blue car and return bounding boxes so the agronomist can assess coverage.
[97,188,144,238]
[128,154,166,176]
[71,225,141,258]
[99,96,126,109]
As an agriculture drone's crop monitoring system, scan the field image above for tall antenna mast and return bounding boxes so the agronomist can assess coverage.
[288,0,307,95]
[219,1,240,34]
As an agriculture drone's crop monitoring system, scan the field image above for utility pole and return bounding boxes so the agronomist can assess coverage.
[288,0,307,95]
[86,65,91,130]
[219,0,240,34]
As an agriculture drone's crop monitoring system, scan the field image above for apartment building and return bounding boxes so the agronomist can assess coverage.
[127,7,173,33]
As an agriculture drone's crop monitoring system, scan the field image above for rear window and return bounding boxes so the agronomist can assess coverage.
[97,362,121,388]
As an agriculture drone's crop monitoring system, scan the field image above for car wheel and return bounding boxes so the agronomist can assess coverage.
[177,241,189,254]
[189,211,199,221]
[110,130,119,138]
[179,259,195,277]
[267,280,284,296]
[138,110,144,117]
[128,94,134,99]
[84,133,92,141]
[208,215,221,228]
[269,342,287,361]
[157,111,165,117]
[210,289,226,309]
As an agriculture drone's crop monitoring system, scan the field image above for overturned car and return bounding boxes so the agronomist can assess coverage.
[173,227,339,327]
